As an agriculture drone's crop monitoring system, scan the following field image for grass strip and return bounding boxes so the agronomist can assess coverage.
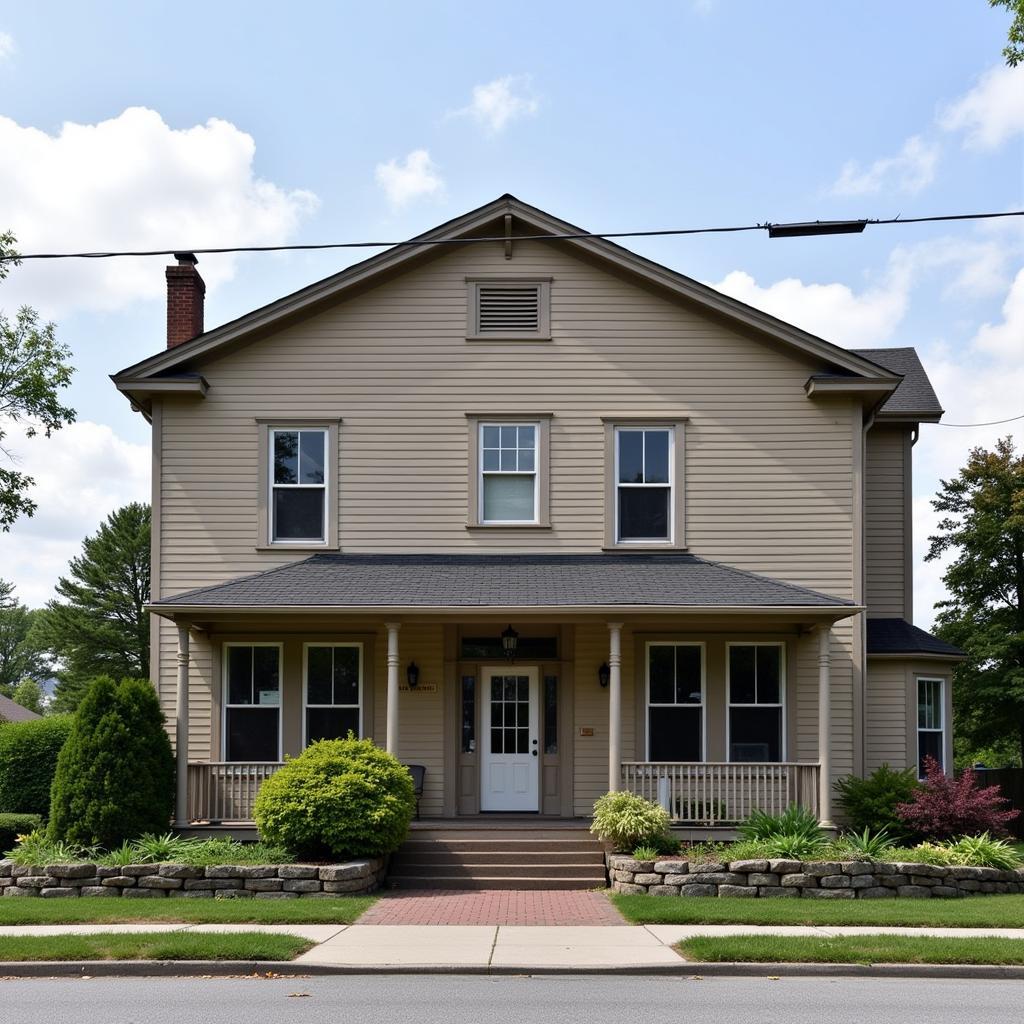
[0,931,312,962]
[0,895,375,926]
[612,892,1024,928]
[679,933,1024,965]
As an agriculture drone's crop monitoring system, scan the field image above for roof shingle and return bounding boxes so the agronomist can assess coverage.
[866,617,964,657]
[849,347,943,419]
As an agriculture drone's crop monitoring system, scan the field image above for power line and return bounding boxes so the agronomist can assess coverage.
[937,412,1024,428]
[0,209,1022,262]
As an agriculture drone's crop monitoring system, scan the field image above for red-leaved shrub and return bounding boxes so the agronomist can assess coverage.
[896,757,1020,840]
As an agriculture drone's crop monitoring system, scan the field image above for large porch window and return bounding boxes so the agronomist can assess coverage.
[304,643,362,744]
[646,642,704,761]
[728,643,784,762]
[223,643,281,761]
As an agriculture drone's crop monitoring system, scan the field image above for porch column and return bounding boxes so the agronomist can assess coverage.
[385,622,401,755]
[817,624,834,828]
[174,623,190,828]
[608,622,623,792]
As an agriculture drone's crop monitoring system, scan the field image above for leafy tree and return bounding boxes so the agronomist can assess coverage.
[0,581,51,696]
[928,438,1024,764]
[10,677,44,715]
[0,231,75,530]
[990,0,1024,66]
[48,675,174,847]
[34,503,150,712]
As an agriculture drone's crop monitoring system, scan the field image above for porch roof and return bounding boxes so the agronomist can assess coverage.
[149,552,858,618]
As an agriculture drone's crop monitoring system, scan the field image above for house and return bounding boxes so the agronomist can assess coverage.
[0,694,42,724]
[112,195,962,834]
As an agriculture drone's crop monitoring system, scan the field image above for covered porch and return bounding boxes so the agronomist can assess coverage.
[149,553,856,834]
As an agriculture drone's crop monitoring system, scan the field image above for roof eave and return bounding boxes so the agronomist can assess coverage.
[113,374,209,419]
[867,650,966,662]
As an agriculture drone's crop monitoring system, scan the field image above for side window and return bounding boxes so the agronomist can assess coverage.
[728,644,784,762]
[271,428,327,542]
[646,643,704,761]
[223,644,281,761]
[917,677,945,777]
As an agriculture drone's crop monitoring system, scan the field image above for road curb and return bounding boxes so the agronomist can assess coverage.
[4,959,1024,980]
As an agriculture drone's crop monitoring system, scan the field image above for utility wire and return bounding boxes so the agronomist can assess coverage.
[1,209,1022,262]
[937,412,1024,428]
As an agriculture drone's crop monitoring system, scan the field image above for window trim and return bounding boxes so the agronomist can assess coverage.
[255,419,340,550]
[916,675,946,778]
[725,641,786,763]
[222,642,283,763]
[603,419,686,549]
[302,642,363,747]
[644,641,706,762]
[466,413,551,528]
[465,276,552,341]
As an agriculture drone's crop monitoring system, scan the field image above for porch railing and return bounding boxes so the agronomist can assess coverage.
[620,762,820,825]
[186,762,284,823]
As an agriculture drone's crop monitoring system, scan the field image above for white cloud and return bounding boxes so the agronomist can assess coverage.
[710,257,913,347]
[940,64,1024,149]
[0,420,149,607]
[972,266,1024,359]
[449,75,539,136]
[0,32,14,61]
[0,107,318,316]
[374,149,445,208]
[830,135,938,196]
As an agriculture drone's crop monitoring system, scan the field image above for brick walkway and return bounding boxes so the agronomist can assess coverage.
[359,889,626,926]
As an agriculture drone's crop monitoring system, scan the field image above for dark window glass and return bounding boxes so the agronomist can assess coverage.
[729,707,782,762]
[306,647,333,705]
[644,430,669,483]
[756,646,781,704]
[333,647,360,704]
[618,487,669,540]
[253,646,280,700]
[516,728,529,753]
[225,708,278,761]
[675,646,703,704]
[544,675,558,754]
[617,430,644,483]
[227,646,253,705]
[491,677,502,702]
[648,645,675,704]
[299,430,325,484]
[306,707,359,744]
[491,727,503,754]
[729,646,757,704]
[918,730,943,776]
[273,488,324,541]
[460,637,558,659]
[273,431,298,484]
[648,707,701,761]
[461,676,476,753]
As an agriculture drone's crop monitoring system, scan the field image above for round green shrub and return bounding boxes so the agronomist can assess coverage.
[0,715,73,817]
[254,737,415,859]
[48,676,175,848]
[590,791,671,852]
[834,763,919,837]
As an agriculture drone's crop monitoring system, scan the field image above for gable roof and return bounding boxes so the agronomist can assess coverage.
[0,694,42,723]
[149,552,857,617]
[113,195,900,388]
[849,348,944,421]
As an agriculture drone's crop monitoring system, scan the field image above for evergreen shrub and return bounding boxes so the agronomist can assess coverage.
[0,716,73,817]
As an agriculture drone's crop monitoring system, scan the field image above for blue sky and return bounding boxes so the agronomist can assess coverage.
[0,1,1020,622]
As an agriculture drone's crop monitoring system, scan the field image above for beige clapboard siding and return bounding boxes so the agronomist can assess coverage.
[865,661,910,771]
[865,426,909,618]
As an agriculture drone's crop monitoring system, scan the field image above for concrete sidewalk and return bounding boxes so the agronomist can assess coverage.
[4,922,1024,970]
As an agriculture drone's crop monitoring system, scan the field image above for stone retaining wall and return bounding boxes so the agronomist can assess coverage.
[608,856,1024,898]
[0,858,385,898]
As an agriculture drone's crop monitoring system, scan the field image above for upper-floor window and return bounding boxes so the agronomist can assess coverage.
[271,428,327,543]
[480,423,538,524]
[917,677,946,778]
[615,426,674,543]
[466,277,552,340]
[728,643,785,762]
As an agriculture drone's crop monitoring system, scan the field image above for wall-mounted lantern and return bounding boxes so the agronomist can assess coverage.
[598,662,610,688]
[501,624,519,659]
[406,661,420,689]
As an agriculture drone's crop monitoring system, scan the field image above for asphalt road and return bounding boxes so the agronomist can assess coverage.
[1,974,1022,1024]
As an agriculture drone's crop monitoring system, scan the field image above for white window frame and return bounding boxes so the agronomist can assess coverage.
[269,427,329,544]
[726,642,786,763]
[222,642,283,762]
[614,425,675,544]
[478,421,540,525]
[645,641,706,762]
[916,676,946,778]
[302,642,364,747]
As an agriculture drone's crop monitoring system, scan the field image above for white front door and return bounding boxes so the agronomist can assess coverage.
[480,666,540,812]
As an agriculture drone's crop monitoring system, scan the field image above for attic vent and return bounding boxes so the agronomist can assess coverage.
[467,278,551,339]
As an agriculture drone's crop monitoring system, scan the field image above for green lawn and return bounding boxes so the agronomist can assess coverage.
[0,932,312,962]
[612,892,1024,928]
[679,933,1024,965]
[0,895,376,926]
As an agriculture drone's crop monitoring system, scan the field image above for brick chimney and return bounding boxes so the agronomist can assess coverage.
[166,252,205,348]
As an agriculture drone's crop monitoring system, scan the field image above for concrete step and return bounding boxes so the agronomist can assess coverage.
[387,875,606,891]
[399,839,600,855]
[389,862,607,879]
[390,850,606,867]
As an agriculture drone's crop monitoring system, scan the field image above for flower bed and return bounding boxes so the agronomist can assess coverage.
[0,857,385,898]
[608,855,1024,899]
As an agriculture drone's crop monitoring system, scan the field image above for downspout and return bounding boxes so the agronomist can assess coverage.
[858,406,877,778]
